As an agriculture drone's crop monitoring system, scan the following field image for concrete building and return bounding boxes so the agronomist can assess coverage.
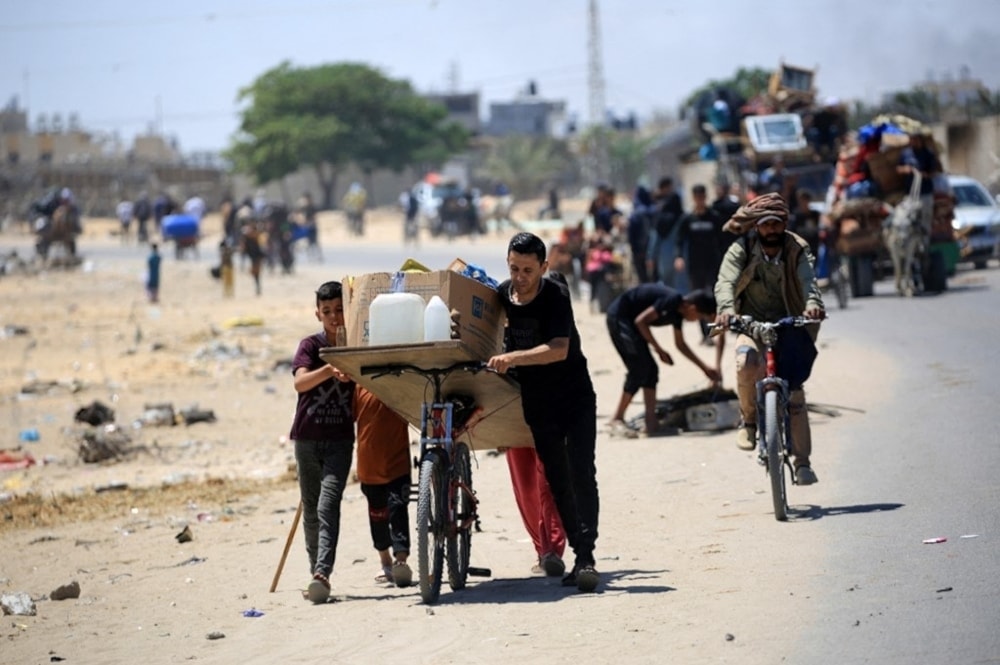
[424,92,481,135]
[486,88,569,138]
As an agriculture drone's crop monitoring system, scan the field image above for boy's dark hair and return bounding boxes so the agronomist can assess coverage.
[508,232,547,263]
[683,288,717,316]
[658,176,674,190]
[315,281,342,305]
[692,184,707,197]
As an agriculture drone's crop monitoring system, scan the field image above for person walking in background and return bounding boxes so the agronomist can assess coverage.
[145,243,161,303]
[647,177,685,289]
[219,240,235,298]
[675,184,725,343]
[353,386,413,588]
[240,219,264,296]
[116,198,133,244]
[487,232,601,593]
[627,185,655,283]
[506,446,567,577]
[297,192,322,262]
[289,281,356,603]
[606,284,721,435]
[133,192,152,243]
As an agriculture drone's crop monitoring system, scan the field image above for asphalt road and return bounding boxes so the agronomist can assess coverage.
[789,265,1000,664]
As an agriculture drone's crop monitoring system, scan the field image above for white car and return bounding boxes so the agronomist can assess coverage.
[948,175,1000,269]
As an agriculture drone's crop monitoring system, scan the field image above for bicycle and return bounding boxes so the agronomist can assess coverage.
[713,315,820,521]
[362,360,489,603]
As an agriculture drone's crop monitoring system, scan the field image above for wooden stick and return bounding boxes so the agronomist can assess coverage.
[269,501,303,593]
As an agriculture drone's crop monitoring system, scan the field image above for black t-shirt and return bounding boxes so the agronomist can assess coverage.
[498,277,593,424]
[608,284,683,330]
[677,208,724,271]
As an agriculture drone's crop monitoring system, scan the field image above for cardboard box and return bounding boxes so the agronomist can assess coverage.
[344,267,506,360]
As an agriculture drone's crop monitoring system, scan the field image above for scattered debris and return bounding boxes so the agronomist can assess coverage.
[29,535,59,545]
[74,401,115,426]
[206,631,226,640]
[179,405,216,425]
[0,449,37,472]
[935,586,953,593]
[50,580,81,601]
[18,428,40,442]
[922,537,947,544]
[94,481,129,493]
[222,316,263,329]
[725,633,735,642]
[175,525,193,543]
[193,340,245,360]
[1,592,37,616]
[140,403,177,427]
[242,608,264,618]
[960,534,979,539]
[79,425,133,464]
[176,556,207,567]
[0,323,30,338]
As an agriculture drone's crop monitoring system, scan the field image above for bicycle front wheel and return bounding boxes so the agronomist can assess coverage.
[764,390,788,521]
[447,443,473,590]
[417,451,447,603]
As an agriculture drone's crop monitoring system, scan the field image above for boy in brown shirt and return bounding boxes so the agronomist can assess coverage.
[353,386,413,587]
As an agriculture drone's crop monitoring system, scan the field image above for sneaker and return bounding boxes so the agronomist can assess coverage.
[794,466,818,486]
[391,561,412,588]
[561,568,577,587]
[306,573,330,604]
[575,565,600,593]
[736,424,757,451]
[539,552,566,577]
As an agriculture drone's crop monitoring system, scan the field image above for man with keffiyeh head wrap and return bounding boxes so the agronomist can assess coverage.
[713,193,826,486]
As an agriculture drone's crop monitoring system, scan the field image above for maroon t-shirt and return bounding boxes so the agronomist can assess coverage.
[288,333,355,442]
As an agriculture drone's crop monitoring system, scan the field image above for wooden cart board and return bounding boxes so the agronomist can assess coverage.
[320,340,533,451]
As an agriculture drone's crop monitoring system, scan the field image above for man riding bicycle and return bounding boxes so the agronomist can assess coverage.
[713,193,826,485]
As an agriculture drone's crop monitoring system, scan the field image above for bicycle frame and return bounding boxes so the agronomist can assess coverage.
[752,331,793,473]
[362,360,484,601]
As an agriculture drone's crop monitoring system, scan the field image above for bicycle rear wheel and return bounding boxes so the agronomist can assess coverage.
[764,390,788,521]
[417,451,447,603]
[447,443,473,590]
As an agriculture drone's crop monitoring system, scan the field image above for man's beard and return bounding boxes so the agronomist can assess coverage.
[758,232,784,248]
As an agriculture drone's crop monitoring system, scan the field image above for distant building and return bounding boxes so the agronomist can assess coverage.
[424,92,481,135]
[486,81,569,138]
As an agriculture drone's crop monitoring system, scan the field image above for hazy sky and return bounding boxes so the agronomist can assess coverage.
[2,0,999,153]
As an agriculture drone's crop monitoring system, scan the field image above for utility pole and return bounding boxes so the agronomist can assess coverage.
[587,0,609,184]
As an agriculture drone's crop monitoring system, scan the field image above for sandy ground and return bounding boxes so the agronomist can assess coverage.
[0,204,896,664]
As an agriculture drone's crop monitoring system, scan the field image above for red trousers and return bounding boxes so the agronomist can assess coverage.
[506,447,566,559]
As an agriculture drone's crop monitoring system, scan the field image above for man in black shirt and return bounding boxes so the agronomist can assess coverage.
[676,185,726,342]
[606,284,721,434]
[488,232,600,593]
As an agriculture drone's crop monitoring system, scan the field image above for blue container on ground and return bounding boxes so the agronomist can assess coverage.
[162,214,199,239]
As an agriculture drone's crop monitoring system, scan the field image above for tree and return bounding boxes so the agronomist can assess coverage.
[227,61,468,208]
[605,130,656,193]
[481,136,573,199]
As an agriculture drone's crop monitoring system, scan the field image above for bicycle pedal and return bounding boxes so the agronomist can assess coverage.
[467,567,492,577]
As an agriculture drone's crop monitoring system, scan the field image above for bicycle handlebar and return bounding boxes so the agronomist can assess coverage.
[709,315,821,340]
[360,360,488,380]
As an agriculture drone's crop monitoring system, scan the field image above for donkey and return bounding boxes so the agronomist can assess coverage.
[882,196,925,297]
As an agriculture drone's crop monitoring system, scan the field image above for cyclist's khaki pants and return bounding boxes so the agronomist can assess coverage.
[734,333,812,465]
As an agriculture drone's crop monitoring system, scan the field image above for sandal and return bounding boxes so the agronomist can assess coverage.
[306,573,330,603]
[374,565,393,585]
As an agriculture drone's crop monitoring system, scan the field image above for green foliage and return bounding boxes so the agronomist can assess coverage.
[226,61,469,192]
[481,136,573,198]
[606,130,656,193]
